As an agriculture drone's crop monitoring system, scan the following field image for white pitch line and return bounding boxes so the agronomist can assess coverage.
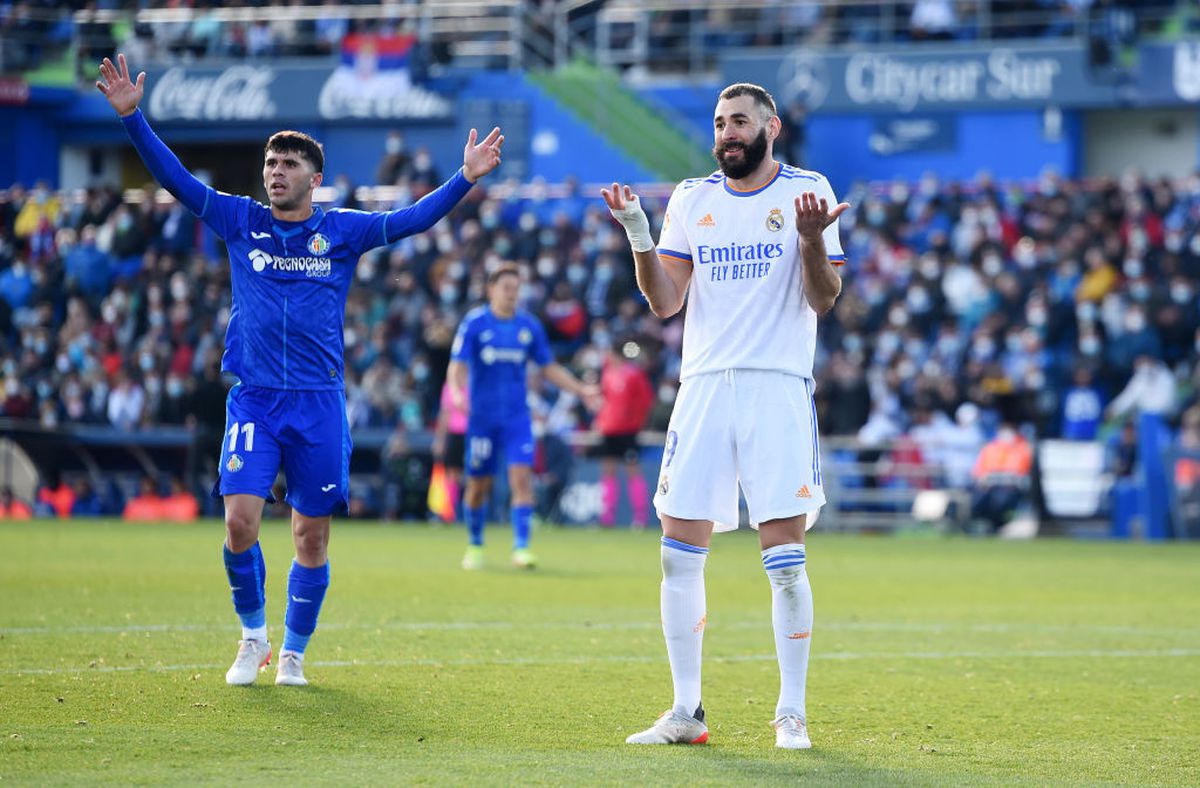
[4,649,1199,677]
[2,620,1196,637]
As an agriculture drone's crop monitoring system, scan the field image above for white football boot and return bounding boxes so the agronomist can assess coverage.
[772,714,812,749]
[626,705,709,745]
[225,639,272,685]
[274,650,308,687]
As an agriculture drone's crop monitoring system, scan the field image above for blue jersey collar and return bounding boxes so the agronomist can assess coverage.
[487,306,518,322]
[272,205,325,238]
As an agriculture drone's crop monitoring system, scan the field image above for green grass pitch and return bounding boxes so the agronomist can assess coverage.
[1,520,1197,786]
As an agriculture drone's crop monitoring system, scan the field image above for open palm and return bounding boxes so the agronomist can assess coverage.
[462,127,504,183]
[96,54,145,117]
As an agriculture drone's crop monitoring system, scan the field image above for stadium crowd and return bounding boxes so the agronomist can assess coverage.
[3,1,1193,78]
[3,137,1200,524]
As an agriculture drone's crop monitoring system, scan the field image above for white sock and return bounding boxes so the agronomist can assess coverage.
[242,625,268,643]
[660,536,708,718]
[762,543,812,720]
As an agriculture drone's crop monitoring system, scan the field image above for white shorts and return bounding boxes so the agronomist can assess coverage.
[653,369,825,532]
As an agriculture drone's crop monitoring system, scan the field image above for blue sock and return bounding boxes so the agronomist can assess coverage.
[283,561,329,655]
[465,505,485,546]
[223,542,266,630]
[512,504,532,550]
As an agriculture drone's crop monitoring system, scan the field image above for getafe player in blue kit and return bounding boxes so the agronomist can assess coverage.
[97,55,504,686]
[447,264,598,570]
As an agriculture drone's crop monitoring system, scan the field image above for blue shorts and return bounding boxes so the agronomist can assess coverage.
[464,416,534,478]
[214,385,351,517]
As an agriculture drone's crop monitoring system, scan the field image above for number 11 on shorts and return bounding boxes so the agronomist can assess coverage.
[227,422,256,452]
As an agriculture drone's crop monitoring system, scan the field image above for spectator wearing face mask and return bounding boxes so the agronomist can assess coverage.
[1157,276,1199,367]
[376,130,412,186]
[63,225,114,303]
[107,367,146,431]
[409,147,440,194]
[1075,249,1118,304]
[156,373,192,424]
[0,258,35,312]
[1106,306,1163,379]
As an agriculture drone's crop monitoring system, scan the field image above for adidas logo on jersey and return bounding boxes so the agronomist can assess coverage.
[795,485,812,498]
[696,213,715,227]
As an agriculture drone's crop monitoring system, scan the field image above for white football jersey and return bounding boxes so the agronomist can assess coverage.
[656,162,846,380]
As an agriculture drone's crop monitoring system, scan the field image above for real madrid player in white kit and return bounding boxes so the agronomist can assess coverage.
[602,83,847,750]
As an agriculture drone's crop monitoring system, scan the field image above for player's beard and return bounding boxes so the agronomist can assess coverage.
[714,127,769,180]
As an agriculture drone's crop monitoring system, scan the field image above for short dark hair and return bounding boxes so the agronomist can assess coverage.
[487,263,521,286]
[265,130,325,173]
[718,83,778,119]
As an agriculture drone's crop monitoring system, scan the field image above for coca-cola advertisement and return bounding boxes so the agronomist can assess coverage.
[147,65,277,122]
[143,39,452,125]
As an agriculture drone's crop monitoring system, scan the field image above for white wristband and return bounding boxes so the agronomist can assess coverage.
[625,228,654,254]
[609,198,655,253]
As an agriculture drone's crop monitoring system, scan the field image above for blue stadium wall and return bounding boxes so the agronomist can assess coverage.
[805,111,1080,190]
[1,87,75,186]
[636,81,1080,190]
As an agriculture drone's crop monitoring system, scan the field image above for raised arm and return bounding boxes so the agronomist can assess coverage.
[97,55,208,217]
[601,183,691,318]
[794,191,850,315]
[382,128,504,242]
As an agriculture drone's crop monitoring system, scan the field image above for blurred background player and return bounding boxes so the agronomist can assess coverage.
[595,338,655,529]
[448,264,598,570]
[97,54,503,687]
[604,82,847,750]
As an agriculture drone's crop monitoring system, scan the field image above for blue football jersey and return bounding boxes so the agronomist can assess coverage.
[200,195,385,390]
[451,306,553,422]
[119,109,472,391]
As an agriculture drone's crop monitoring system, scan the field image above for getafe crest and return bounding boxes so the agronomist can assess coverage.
[766,208,785,232]
[307,233,331,255]
[226,454,244,473]
[518,328,532,345]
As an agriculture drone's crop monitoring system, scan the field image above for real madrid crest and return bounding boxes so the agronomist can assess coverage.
[307,233,331,255]
[766,208,784,232]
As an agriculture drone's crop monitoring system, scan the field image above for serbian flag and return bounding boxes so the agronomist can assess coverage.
[427,463,455,523]
[341,33,416,72]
